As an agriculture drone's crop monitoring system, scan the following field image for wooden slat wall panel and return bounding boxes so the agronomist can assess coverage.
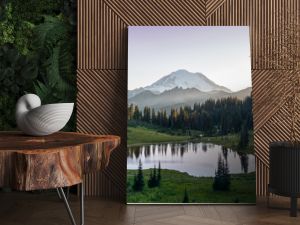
[77,0,300,200]
[105,0,206,26]
[207,0,300,196]
[77,69,127,201]
[206,0,300,70]
[78,0,128,69]
[252,70,287,131]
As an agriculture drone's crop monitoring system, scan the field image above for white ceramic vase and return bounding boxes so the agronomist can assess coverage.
[16,94,74,136]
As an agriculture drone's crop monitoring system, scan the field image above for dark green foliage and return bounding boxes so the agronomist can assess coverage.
[9,0,62,24]
[234,197,240,203]
[133,105,141,120]
[128,97,253,137]
[147,170,157,188]
[147,162,162,188]
[61,0,77,26]
[182,187,189,203]
[213,154,231,191]
[147,170,154,188]
[0,44,37,95]
[153,166,157,184]
[0,96,16,130]
[128,104,134,120]
[0,0,74,55]
[157,161,161,184]
[0,2,35,54]
[0,0,77,131]
[33,15,76,104]
[239,153,249,173]
[239,122,249,148]
[142,106,151,122]
[148,166,158,188]
[133,160,145,192]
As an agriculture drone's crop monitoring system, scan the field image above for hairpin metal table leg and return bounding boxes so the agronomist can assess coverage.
[80,182,84,225]
[56,182,84,225]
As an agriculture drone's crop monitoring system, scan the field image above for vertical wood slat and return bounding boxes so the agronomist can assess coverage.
[78,0,127,70]
[77,0,300,200]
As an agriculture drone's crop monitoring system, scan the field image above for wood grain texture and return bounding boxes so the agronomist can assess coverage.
[206,0,300,70]
[0,193,300,225]
[77,69,127,199]
[77,0,300,199]
[0,132,120,191]
[207,0,300,196]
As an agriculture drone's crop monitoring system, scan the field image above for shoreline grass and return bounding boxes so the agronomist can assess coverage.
[128,125,254,153]
[127,169,256,203]
[127,126,190,146]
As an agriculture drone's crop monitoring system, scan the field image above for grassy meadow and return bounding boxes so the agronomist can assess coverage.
[127,126,191,146]
[127,169,256,203]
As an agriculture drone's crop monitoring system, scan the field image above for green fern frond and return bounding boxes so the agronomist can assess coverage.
[33,15,76,104]
[33,15,68,54]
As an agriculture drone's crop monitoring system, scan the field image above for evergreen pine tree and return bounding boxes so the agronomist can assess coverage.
[128,104,134,120]
[213,154,231,191]
[148,170,154,188]
[151,108,156,124]
[239,122,249,148]
[133,174,138,190]
[133,159,144,191]
[133,105,140,120]
[157,161,161,185]
[182,187,189,203]
[153,165,158,186]
[147,163,162,188]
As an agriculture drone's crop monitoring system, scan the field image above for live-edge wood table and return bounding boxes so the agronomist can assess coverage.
[0,131,120,225]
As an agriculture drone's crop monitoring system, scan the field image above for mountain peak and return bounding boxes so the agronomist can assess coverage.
[173,69,190,73]
[143,69,232,94]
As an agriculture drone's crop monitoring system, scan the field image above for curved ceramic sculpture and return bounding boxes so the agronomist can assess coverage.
[16,94,74,136]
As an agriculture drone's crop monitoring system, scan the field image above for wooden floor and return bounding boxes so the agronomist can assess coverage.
[0,192,300,225]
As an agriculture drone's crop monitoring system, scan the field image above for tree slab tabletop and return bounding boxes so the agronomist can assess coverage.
[0,132,120,191]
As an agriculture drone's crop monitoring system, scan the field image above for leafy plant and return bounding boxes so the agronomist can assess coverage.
[0,1,77,132]
[31,14,77,131]
[9,0,62,24]
[0,44,37,96]
[0,3,35,55]
[32,15,76,104]
[61,0,77,26]
[0,44,37,130]
[0,95,16,130]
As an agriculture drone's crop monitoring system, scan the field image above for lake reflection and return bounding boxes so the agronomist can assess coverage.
[127,142,255,177]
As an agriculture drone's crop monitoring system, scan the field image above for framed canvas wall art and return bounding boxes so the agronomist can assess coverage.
[127,26,255,204]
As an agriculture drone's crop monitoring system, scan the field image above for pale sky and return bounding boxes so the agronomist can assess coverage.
[128,26,252,92]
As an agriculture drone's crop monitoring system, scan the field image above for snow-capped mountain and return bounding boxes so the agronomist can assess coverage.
[128,69,252,112]
[128,69,231,98]
[128,87,252,113]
